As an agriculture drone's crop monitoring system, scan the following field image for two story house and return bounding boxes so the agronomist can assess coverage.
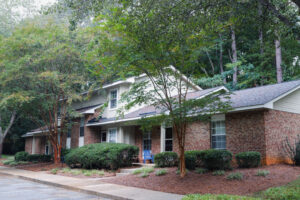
[23,70,300,165]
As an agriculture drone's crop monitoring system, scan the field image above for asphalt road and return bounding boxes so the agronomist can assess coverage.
[0,174,109,200]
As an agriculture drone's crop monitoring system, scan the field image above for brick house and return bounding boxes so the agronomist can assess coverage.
[23,72,300,165]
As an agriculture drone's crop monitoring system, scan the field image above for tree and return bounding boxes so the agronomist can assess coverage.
[0,22,89,163]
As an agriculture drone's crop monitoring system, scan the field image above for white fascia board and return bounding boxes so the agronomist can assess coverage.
[102,77,135,89]
[266,85,300,105]
[86,116,142,126]
[196,86,229,100]
[82,105,103,114]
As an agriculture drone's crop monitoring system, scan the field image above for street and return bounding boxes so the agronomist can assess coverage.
[0,174,107,200]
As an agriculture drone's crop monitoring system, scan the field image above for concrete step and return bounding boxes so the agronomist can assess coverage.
[116,172,130,177]
[132,163,155,167]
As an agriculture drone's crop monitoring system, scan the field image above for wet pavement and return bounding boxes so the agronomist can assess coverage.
[0,174,107,200]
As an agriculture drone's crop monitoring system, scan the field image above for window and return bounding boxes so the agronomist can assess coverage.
[45,144,49,155]
[101,131,107,142]
[67,128,71,138]
[108,128,117,143]
[211,121,226,149]
[80,117,85,137]
[143,132,151,151]
[110,89,118,109]
[165,128,173,152]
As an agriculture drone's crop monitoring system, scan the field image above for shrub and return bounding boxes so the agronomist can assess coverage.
[132,167,154,175]
[226,172,243,180]
[15,151,29,161]
[256,170,270,177]
[212,170,225,176]
[155,169,167,176]
[195,168,208,174]
[27,154,52,162]
[182,194,259,200]
[65,143,139,170]
[185,150,208,170]
[50,168,59,174]
[61,148,71,157]
[154,152,178,167]
[203,149,232,170]
[140,172,149,178]
[235,151,261,168]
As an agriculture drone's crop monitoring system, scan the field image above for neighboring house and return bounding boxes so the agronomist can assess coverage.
[23,72,300,165]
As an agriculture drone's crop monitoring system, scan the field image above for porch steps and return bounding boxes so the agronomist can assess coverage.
[116,166,143,176]
[116,172,130,177]
[132,163,155,167]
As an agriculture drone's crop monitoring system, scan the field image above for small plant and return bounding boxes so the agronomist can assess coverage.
[256,170,270,177]
[71,169,81,175]
[140,172,149,178]
[50,168,59,174]
[226,172,243,180]
[176,169,189,175]
[3,160,14,165]
[82,170,92,176]
[155,169,167,176]
[132,167,154,175]
[195,168,208,174]
[91,170,105,176]
[61,168,72,173]
[212,170,225,176]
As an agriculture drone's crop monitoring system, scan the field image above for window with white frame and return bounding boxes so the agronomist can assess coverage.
[108,128,117,143]
[165,128,173,152]
[110,89,118,109]
[211,120,226,149]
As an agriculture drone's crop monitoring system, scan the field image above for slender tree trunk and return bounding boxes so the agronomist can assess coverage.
[275,38,283,83]
[231,26,238,86]
[179,144,186,178]
[0,111,16,158]
[219,34,226,84]
[258,1,264,55]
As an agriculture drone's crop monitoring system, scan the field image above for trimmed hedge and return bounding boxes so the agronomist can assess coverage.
[65,143,139,170]
[203,149,232,170]
[154,152,178,167]
[185,150,208,170]
[15,151,29,161]
[235,151,261,168]
[27,154,52,162]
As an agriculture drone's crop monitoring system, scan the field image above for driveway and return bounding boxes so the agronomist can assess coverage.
[0,174,108,200]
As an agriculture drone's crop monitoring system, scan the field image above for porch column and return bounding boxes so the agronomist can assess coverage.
[32,136,36,154]
[160,124,165,152]
[119,127,124,143]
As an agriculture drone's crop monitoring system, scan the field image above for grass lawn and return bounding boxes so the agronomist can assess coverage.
[1,155,14,160]
[183,176,300,200]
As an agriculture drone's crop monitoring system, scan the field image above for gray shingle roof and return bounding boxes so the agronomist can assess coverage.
[230,79,300,109]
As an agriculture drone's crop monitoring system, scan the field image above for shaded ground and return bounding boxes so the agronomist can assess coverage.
[0,174,105,200]
[103,164,300,195]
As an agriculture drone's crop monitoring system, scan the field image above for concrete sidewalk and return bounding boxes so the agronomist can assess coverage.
[0,166,183,200]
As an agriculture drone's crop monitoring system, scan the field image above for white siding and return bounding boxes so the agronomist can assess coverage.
[274,88,300,114]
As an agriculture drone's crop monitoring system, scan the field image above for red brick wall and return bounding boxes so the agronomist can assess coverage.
[264,110,300,165]
[226,111,266,163]
[25,137,32,154]
[84,114,101,145]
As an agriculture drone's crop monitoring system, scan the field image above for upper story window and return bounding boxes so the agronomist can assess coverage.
[110,89,118,109]
[211,120,226,149]
[80,117,85,137]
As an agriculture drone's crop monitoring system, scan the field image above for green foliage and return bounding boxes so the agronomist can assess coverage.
[27,154,52,162]
[50,168,59,174]
[132,167,154,175]
[65,143,139,170]
[61,148,71,157]
[185,150,208,170]
[235,151,261,168]
[195,168,208,174]
[154,152,178,168]
[203,150,232,170]
[3,160,28,166]
[182,194,260,200]
[15,151,28,161]
[212,170,225,176]
[256,170,270,177]
[155,169,167,176]
[140,172,149,178]
[226,172,243,180]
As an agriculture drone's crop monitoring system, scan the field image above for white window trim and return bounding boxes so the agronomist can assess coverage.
[109,89,118,110]
[108,127,118,143]
[211,114,226,150]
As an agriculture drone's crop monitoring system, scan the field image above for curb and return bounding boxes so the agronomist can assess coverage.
[0,171,131,200]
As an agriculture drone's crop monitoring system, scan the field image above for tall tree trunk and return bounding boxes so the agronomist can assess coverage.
[275,38,283,83]
[179,144,186,178]
[258,1,264,55]
[0,111,16,158]
[219,34,226,84]
[231,26,238,86]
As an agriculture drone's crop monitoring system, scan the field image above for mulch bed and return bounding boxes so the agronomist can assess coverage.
[52,171,116,179]
[16,163,67,171]
[103,164,300,195]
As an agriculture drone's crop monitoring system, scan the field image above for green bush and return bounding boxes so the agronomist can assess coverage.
[212,170,225,176]
[61,148,71,157]
[140,172,149,178]
[155,169,167,176]
[27,154,52,162]
[235,151,261,168]
[15,151,29,161]
[185,150,208,170]
[65,143,139,170]
[226,172,243,180]
[195,168,208,174]
[203,149,232,170]
[182,194,260,200]
[132,167,154,175]
[256,170,270,177]
[154,152,178,167]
